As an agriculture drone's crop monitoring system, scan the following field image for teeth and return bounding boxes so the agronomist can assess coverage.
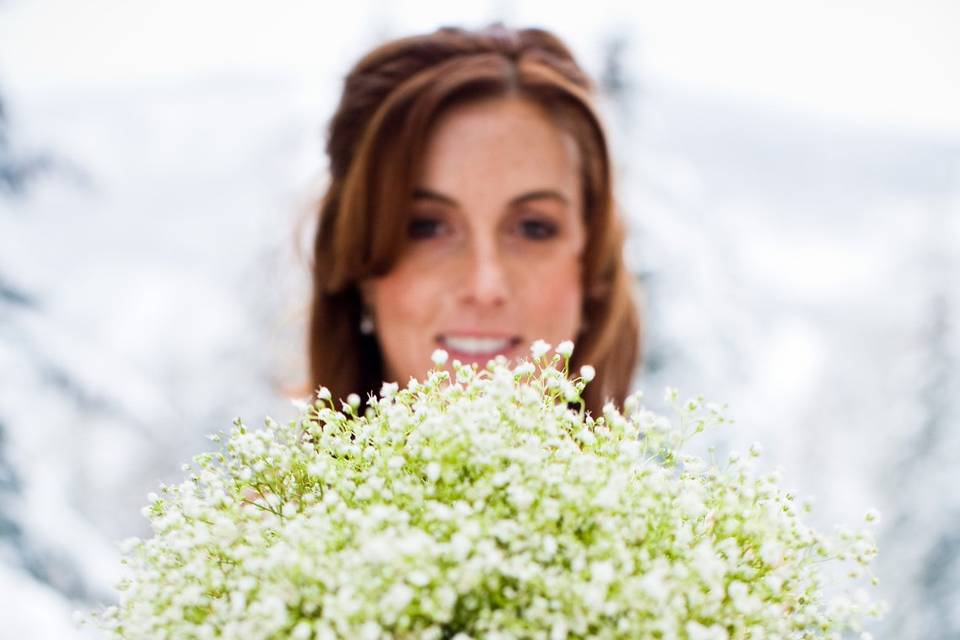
[442,336,513,354]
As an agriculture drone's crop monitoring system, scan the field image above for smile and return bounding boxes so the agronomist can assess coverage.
[438,334,522,356]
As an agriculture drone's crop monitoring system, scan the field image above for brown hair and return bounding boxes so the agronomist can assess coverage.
[303,23,642,415]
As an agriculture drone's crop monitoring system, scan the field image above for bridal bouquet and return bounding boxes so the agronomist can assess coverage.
[86,341,882,639]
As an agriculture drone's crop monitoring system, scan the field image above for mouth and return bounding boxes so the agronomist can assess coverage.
[436,333,523,362]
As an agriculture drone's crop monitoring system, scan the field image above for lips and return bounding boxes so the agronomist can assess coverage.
[437,334,522,360]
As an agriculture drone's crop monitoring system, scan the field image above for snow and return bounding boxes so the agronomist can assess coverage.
[1,1,957,637]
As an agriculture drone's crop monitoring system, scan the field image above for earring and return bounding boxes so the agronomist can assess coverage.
[359,309,375,335]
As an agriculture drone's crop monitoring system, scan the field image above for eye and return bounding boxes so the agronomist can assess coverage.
[407,216,446,240]
[518,217,558,240]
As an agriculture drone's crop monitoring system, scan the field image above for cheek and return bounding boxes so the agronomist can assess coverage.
[373,265,434,324]
[516,256,583,339]
[369,266,445,377]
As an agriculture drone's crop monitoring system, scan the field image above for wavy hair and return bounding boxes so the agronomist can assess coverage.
[303,24,642,415]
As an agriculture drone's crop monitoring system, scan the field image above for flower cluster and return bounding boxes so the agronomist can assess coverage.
[85,341,882,639]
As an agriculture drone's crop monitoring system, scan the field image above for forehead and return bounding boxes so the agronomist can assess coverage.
[417,97,582,200]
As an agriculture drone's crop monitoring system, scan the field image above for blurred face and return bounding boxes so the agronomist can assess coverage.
[362,96,586,384]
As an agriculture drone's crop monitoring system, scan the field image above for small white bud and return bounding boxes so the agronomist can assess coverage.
[513,361,536,377]
[291,622,312,640]
[579,365,596,383]
[431,349,449,366]
[315,386,332,402]
[408,570,430,586]
[347,393,361,410]
[624,390,643,414]
[530,339,551,360]
[380,381,399,398]
[543,535,558,556]
[556,340,574,358]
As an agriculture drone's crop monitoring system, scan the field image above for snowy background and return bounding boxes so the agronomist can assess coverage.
[1,0,958,637]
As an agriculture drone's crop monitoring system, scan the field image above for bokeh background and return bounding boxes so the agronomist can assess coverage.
[1,0,958,637]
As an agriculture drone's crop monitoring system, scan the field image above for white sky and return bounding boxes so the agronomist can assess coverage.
[0,0,958,136]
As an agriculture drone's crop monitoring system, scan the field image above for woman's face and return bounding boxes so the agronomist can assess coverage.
[362,96,586,384]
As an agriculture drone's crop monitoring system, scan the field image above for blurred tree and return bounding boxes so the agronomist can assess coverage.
[0,88,41,305]
[0,90,49,195]
[0,85,90,604]
[597,30,666,379]
[599,33,628,97]
[0,420,20,536]
[883,198,960,640]
[909,201,959,639]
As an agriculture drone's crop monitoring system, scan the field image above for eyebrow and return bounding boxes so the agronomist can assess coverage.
[412,187,570,208]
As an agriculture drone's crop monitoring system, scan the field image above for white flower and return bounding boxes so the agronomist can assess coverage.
[578,364,595,383]
[577,427,596,446]
[556,340,574,358]
[359,620,382,640]
[513,361,536,377]
[291,621,312,640]
[759,540,782,565]
[676,490,705,520]
[508,485,535,511]
[542,535,558,557]
[380,381,399,398]
[550,619,568,640]
[686,621,728,640]
[431,349,449,366]
[530,339,551,360]
[212,517,238,543]
[407,570,430,587]
[639,570,668,603]
[590,561,615,584]
[85,351,881,639]
[382,583,415,615]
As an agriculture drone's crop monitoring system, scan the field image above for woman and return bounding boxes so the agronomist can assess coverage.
[305,23,641,416]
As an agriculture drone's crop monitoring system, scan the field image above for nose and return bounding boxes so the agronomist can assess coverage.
[459,240,509,308]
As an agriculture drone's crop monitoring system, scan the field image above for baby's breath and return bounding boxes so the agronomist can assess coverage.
[530,339,551,360]
[84,342,881,639]
[555,340,574,359]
